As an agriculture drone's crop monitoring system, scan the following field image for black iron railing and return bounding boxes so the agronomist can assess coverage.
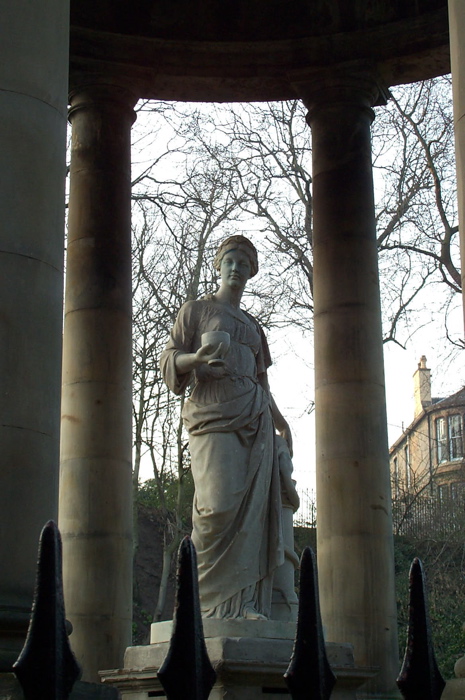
[13,521,81,700]
[12,523,447,700]
[157,537,216,700]
[284,547,336,700]
[396,557,445,700]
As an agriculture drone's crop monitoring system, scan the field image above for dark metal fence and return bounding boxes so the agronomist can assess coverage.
[396,558,445,700]
[284,547,336,700]
[293,488,317,528]
[393,494,465,540]
[13,521,81,700]
[12,522,447,700]
[12,522,118,700]
[157,538,216,700]
[295,488,465,539]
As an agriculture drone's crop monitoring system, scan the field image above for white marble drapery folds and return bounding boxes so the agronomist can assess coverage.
[161,296,283,617]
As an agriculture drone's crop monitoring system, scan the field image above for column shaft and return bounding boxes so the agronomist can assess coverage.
[302,75,399,698]
[0,0,69,669]
[59,86,136,681]
[448,1,465,329]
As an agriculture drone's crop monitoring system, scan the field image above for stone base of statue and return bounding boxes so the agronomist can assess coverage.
[442,656,465,700]
[100,621,376,699]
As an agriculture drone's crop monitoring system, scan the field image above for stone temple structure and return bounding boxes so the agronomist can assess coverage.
[1,1,465,698]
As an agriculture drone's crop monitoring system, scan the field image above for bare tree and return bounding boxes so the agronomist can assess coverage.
[170,100,315,330]
[131,146,264,619]
[139,78,458,346]
[374,76,460,346]
[130,76,459,618]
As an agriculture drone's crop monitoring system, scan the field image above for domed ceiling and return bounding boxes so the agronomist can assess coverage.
[69,0,450,101]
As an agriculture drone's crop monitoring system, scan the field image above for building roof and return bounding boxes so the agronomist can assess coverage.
[430,387,465,410]
[389,386,465,454]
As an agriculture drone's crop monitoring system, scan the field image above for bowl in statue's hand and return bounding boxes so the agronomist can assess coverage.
[201,331,230,367]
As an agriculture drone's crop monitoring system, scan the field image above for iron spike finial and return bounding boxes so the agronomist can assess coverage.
[158,536,216,700]
[397,557,445,700]
[285,546,336,700]
[13,520,81,700]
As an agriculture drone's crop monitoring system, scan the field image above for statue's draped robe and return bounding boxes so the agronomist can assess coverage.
[161,297,283,617]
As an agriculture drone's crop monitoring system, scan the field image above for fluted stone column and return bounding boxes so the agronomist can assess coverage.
[449,1,465,330]
[0,0,69,670]
[298,71,400,698]
[447,64,465,700]
[59,84,136,681]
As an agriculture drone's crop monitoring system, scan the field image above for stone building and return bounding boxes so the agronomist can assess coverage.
[390,356,465,501]
[2,1,465,698]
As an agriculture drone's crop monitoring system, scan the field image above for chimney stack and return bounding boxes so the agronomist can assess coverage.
[413,355,432,417]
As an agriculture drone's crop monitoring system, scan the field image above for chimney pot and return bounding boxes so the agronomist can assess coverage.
[413,356,431,417]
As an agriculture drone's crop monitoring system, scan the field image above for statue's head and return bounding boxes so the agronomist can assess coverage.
[213,235,258,278]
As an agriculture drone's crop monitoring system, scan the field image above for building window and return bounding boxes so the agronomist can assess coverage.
[404,444,411,488]
[449,414,464,460]
[436,415,465,464]
[451,482,465,500]
[393,457,399,496]
[436,417,448,463]
[438,484,449,503]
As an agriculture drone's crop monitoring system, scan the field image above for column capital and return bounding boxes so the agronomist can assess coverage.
[291,63,390,125]
[68,81,138,125]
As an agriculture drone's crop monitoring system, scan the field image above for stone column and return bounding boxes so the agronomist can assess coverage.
[298,71,400,698]
[59,84,136,682]
[448,1,465,330]
[0,0,69,670]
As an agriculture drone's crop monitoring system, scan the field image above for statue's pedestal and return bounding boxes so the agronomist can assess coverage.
[442,656,465,700]
[101,621,376,699]
[443,679,465,700]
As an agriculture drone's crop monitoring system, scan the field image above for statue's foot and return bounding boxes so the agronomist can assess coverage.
[242,605,267,621]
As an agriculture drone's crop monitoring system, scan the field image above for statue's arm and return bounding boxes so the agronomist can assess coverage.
[161,301,228,393]
[175,343,226,374]
[259,372,293,457]
[160,302,198,395]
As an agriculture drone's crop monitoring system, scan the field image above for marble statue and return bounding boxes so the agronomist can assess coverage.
[160,235,293,620]
[271,435,300,621]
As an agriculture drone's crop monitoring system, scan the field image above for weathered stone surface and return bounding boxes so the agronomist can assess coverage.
[0,0,68,670]
[150,619,298,644]
[59,85,136,683]
[69,2,449,101]
[304,71,400,698]
[103,637,375,700]
[449,0,465,322]
[160,239,293,621]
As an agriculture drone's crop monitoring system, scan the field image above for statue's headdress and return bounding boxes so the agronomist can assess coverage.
[213,235,258,277]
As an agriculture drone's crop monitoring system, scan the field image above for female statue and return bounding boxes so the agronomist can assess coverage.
[160,235,292,619]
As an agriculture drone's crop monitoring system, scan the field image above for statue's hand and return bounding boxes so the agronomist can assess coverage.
[174,343,228,376]
[194,342,226,365]
[194,343,228,380]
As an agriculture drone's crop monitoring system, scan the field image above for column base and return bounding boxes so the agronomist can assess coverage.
[102,621,376,699]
